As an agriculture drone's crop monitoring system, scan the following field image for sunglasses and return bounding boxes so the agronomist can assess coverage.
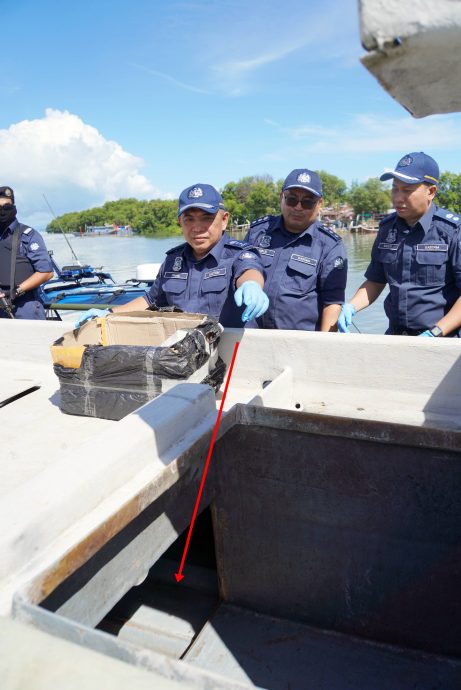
[283,193,319,210]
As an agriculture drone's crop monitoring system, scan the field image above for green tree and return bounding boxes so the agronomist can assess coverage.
[436,171,461,213]
[222,175,281,223]
[316,170,347,206]
[348,179,391,216]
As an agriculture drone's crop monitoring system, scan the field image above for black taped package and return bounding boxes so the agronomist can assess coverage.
[53,318,226,421]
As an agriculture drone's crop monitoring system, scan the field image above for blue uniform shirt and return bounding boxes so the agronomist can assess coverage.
[365,203,461,335]
[0,219,53,320]
[244,215,347,330]
[144,231,264,327]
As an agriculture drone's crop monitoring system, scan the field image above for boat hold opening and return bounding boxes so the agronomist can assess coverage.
[12,406,461,689]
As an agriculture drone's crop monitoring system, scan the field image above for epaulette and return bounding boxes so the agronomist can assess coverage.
[378,212,397,227]
[318,224,341,241]
[23,227,33,235]
[166,242,187,255]
[225,238,250,248]
[433,207,461,226]
[250,214,272,228]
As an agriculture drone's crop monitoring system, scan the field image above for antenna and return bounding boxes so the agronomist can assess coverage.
[42,194,80,264]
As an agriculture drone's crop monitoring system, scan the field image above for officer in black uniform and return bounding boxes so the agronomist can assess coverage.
[0,186,53,319]
[76,183,269,327]
[244,169,347,331]
[338,152,461,337]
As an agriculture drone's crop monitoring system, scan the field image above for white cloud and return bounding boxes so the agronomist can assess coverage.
[0,108,163,227]
[264,112,461,155]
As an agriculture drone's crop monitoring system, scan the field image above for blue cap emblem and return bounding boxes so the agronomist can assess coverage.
[398,155,413,167]
[188,187,203,199]
[297,172,311,184]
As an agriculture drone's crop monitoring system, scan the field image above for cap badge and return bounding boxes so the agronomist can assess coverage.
[173,256,182,271]
[297,172,311,184]
[259,235,271,248]
[188,187,203,199]
[4,188,12,197]
[398,155,413,167]
[385,228,397,243]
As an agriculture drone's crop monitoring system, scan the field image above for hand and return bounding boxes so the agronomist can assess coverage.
[419,330,435,337]
[338,303,356,333]
[74,308,110,328]
[234,280,269,322]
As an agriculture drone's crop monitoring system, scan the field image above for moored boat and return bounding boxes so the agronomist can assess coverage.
[39,255,160,318]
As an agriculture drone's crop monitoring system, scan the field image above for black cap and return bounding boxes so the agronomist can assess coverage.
[0,187,14,203]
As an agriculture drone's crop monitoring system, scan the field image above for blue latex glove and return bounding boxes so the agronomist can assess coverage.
[74,308,110,328]
[338,303,356,333]
[419,330,435,337]
[234,280,269,322]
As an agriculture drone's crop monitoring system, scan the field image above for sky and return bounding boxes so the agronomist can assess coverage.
[2,0,461,228]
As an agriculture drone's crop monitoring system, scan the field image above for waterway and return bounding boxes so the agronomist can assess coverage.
[44,231,388,334]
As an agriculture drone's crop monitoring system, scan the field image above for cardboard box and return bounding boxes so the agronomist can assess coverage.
[51,312,226,420]
[51,311,209,368]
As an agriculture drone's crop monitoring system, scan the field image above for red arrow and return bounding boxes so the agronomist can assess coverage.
[174,340,240,583]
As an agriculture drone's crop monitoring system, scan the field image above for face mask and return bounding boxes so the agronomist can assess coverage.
[0,204,17,231]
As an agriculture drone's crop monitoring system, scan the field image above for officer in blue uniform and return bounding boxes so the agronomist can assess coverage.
[338,152,461,337]
[0,186,53,319]
[244,169,347,331]
[76,183,268,327]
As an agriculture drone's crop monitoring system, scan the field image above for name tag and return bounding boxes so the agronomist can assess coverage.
[259,248,275,257]
[291,253,318,267]
[164,272,188,280]
[204,267,227,279]
[378,243,399,250]
[416,244,448,252]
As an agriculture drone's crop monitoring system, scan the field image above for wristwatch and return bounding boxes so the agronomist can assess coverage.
[430,325,444,337]
[15,285,24,297]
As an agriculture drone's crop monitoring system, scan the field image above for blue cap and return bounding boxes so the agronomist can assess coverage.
[282,169,323,197]
[380,152,439,186]
[178,183,225,217]
[0,186,14,203]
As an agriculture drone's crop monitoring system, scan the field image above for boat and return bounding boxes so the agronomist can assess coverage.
[2,321,461,690]
[82,224,135,237]
[39,254,160,318]
[2,2,461,688]
[83,224,118,236]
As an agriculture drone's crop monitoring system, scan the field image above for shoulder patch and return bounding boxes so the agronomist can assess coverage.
[250,214,272,228]
[166,242,187,255]
[225,239,247,248]
[318,224,341,242]
[433,208,461,226]
[379,212,397,228]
